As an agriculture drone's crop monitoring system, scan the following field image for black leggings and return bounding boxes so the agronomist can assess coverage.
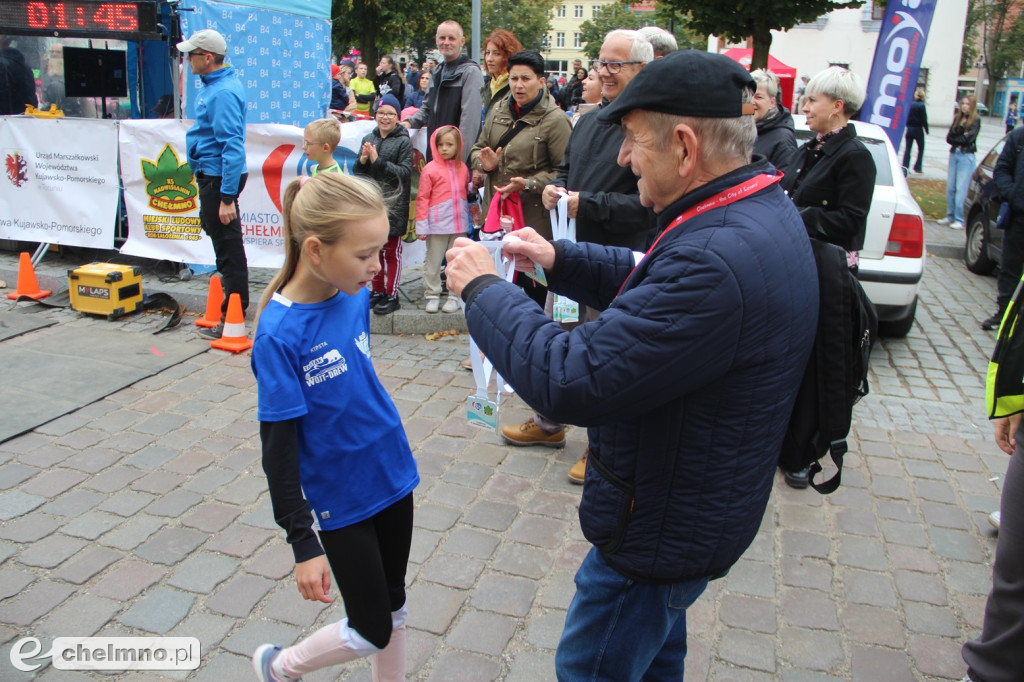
[318,493,413,650]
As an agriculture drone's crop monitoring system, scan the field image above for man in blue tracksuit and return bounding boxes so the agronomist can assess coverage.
[444,51,818,680]
[178,29,248,339]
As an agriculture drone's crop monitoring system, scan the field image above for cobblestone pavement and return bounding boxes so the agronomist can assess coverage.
[0,228,1010,681]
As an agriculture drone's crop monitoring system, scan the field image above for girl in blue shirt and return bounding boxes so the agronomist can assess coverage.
[250,172,419,682]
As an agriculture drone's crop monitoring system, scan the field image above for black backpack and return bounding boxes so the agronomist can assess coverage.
[779,239,878,493]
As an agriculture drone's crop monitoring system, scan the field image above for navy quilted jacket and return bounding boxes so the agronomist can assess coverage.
[463,160,818,583]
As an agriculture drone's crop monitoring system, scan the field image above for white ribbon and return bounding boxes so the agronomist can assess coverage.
[549,193,577,243]
[467,240,516,401]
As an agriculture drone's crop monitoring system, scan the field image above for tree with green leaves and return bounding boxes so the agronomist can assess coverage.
[578,3,642,60]
[481,0,557,52]
[660,0,865,71]
[975,0,1024,106]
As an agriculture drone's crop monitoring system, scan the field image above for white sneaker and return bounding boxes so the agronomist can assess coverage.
[950,220,964,229]
[441,297,459,313]
[936,217,952,225]
[990,511,1000,530]
[425,298,439,313]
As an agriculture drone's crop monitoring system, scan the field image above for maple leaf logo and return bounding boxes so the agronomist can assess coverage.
[5,152,28,187]
[141,144,198,213]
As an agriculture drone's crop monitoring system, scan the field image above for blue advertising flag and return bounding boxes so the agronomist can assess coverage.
[861,0,937,149]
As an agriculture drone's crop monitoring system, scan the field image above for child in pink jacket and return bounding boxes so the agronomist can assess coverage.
[415,125,470,313]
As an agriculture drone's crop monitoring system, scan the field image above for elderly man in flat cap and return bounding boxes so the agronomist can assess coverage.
[444,50,819,679]
[177,28,248,340]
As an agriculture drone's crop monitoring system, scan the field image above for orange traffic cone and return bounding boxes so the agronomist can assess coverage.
[195,274,224,328]
[210,293,253,353]
[6,252,51,300]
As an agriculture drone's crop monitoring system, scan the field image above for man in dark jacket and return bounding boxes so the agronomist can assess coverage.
[443,50,818,681]
[984,126,1024,330]
[0,36,37,115]
[402,20,483,162]
[514,29,657,481]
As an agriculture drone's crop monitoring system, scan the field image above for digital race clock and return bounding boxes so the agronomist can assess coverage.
[0,1,161,41]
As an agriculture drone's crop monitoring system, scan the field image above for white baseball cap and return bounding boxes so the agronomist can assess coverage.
[177,29,228,56]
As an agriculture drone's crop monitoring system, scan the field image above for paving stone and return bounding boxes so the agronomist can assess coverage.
[134,527,208,565]
[18,443,75,468]
[442,461,493,488]
[61,511,122,540]
[880,519,929,548]
[17,534,86,569]
[132,412,189,436]
[205,524,274,558]
[261,586,330,627]
[124,444,179,470]
[51,546,121,584]
[407,582,468,634]
[508,514,569,549]
[842,568,897,608]
[118,587,195,634]
[180,502,241,533]
[130,470,186,495]
[421,553,484,590]
[212,475,264,505]
[719,593,777,634]
[39,488,105,518]
[780,588,839,630]
[841,603,906,647]
[779,627,844,673]
[780,530,830,559]
[928,527,985,562]
[168,552,240,593]
[92,561,166,601]
[0,463,40,490]
[206,574,274,618]
[97,514,165,551]
[462,500,519,532]
[81,466,145,493]
[97,490,156,517]
[724,560,776,599]
[778,556,833,591]
[0,580,75,626]
[188,652,254,682]
[850,645,914,682]
[904,601,960,637]
[237,499,278,530]
[425,650,501,682]
[36,593,120,637]
[836,536,888,571]
[245,542,294,580]
[718,629,776,672]
[471,573,537,617]
[0,491,46,521]
[907,633,969,680]
[441,528,500,559]
[183,467,238,495]
[447,609,518,656]
[0,513,59,542]
[491,542,553,580]
[219,620,302,656]
[526,609,565,650]
[414,503,462,532]
[169,613,236,655]
[0,567,35,600]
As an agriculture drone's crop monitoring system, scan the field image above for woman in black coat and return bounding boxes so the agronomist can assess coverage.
[779,66,876,490]
[354,94,413,315]
[782,66,876,256]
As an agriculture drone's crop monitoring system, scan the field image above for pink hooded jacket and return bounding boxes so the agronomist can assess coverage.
[415,127,471,236]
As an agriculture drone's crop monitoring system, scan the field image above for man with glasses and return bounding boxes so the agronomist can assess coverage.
[177,29,248,340]
[506,30,656,482]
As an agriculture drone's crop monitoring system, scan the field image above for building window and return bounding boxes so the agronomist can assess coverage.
[872,1,884,20]
[916,67,929,92]
[557,32,565,48]
[829,62,850,70]
[557,4,566,17]
[592,5,601,18]
[574,32,582,48]
[574,4,583,18]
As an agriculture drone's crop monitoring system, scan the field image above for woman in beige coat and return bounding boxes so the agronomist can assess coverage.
[471,50,571,245]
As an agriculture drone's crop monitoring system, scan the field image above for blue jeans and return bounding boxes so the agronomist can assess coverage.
[947,150,976,223]
[555,547,709,681]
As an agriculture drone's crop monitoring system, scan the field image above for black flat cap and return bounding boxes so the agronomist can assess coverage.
[599,49,756,124]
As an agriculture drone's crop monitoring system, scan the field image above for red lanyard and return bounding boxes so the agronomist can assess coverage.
[616,172,784,297]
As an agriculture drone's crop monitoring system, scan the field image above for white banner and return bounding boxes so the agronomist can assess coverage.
[119,120,430,269]
[0,117,120,249]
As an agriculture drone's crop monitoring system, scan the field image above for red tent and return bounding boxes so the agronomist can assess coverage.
[722,48,797,113]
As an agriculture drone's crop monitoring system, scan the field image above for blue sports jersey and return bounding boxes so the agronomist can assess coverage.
[252,289,418,530]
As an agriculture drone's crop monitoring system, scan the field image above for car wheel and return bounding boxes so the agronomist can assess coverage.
[878,297,917,338]
[965,214,996,275]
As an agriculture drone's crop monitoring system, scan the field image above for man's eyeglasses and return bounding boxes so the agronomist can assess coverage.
[591,59,643,75]
[188,51,210,59]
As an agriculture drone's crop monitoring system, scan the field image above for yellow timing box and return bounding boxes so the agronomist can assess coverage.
[68,263,143,319]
